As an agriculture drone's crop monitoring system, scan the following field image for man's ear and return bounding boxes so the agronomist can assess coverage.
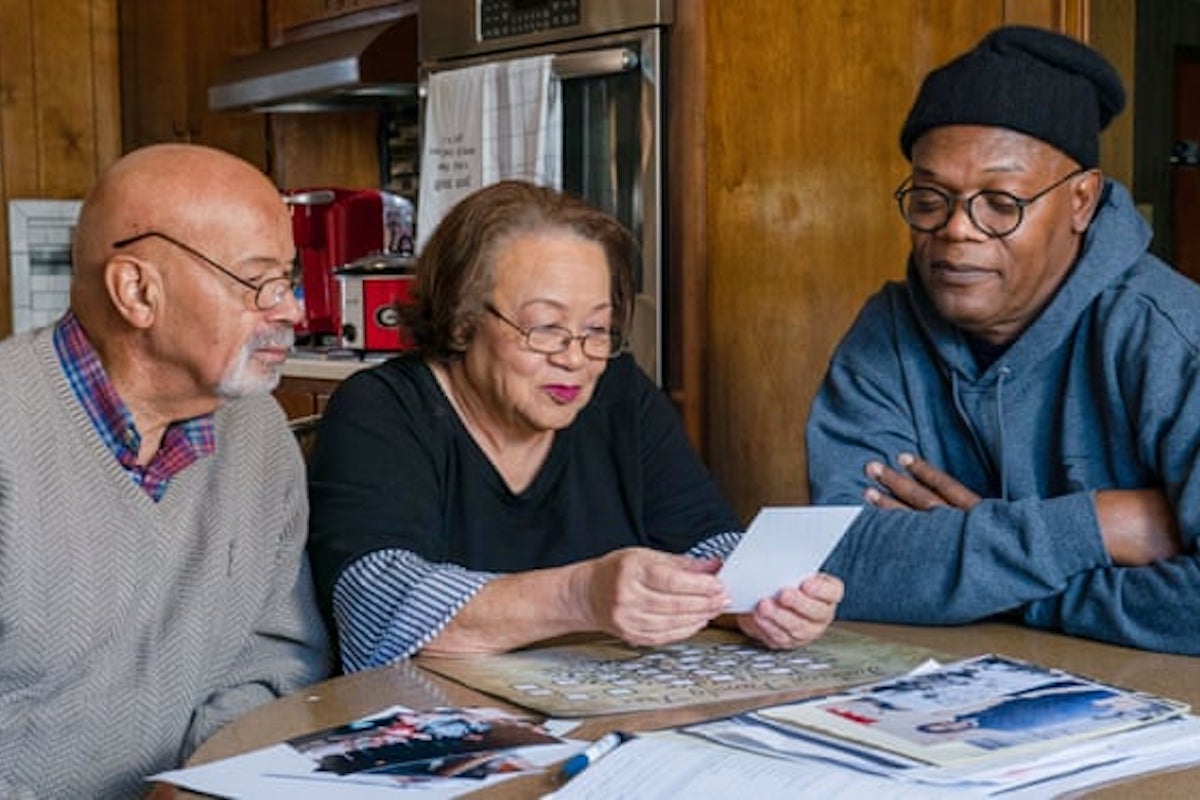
[105,255,160,329]
[1071,169,1105,233]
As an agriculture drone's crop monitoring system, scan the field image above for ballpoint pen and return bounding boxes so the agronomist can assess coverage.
[558,731,632,780]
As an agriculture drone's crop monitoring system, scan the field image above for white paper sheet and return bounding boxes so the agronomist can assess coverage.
[717,506,862,612]
[543,732,973,800]
[547,716,1200,800]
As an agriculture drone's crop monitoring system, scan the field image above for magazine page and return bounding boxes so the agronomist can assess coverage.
[758,654,1187,766]
[679,709,1200,798]
[287,706,565,780]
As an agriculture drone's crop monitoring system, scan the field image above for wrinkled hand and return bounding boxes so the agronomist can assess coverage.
[736,573,844,650]
[864,452,981,511]
[573,547,730,647]
[1094,488,1181,565]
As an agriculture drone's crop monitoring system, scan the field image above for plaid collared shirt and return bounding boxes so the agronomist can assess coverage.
[53,312,215,501]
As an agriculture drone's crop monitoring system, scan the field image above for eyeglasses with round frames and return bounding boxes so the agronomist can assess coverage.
[111,230,298,311]
[893,168,1089,238]
[484,303,623,361]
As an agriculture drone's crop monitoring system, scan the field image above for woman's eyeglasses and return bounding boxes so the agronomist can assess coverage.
[484,304,623,360]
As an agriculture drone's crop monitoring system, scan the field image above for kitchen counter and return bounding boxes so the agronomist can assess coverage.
[281,353,374,381]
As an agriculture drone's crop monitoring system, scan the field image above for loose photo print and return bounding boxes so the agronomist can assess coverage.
[288,706,564,782]
[761,654,1187,765]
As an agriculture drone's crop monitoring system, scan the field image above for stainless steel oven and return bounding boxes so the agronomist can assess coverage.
[418,0,672,383]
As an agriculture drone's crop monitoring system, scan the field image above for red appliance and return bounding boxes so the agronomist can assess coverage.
[337,255,416,352]
[284,188,414,345]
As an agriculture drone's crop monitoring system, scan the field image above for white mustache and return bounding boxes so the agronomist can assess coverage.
[248,326,295,351]
[217,325,294,399]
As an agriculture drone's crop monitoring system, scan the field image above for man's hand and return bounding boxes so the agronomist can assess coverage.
[1094,489,1182,565]
[864,452,981,511]
[735,573,844,650]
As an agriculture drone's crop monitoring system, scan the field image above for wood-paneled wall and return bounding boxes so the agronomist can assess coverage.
[119,0,268,171]
[693,1,1100,520]
[1092,0,1137,189]
[700,3,1002,519]
[0,0,121,337]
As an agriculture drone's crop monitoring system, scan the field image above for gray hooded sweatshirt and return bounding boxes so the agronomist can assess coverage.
[807,180,1200,654]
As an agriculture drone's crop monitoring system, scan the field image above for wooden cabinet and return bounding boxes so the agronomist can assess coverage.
[118,0,267,170]
[274,376,340,420]
[276,375,337,463]
[266,0,411,44]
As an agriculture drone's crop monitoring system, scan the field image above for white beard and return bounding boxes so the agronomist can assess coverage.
[217,326,294,399]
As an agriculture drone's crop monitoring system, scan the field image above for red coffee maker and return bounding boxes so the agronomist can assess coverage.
[284,188,414,346]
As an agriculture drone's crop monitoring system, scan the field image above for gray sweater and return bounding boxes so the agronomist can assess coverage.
[0,327,330,798]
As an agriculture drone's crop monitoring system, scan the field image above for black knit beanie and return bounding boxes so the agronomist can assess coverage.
[899,26,1125,168]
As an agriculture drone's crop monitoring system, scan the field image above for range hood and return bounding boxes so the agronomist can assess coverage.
[208,18,417,113]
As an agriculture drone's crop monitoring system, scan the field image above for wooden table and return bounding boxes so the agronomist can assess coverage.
[160,622,1200,798]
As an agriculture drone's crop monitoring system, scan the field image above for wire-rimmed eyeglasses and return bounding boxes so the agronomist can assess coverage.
[484,304,623,361]
[893,168,1089,238]
[111,231,298,311]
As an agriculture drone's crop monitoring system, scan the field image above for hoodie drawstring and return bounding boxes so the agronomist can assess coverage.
[995,366,1011,501]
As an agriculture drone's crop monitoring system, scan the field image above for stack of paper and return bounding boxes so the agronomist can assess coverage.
[547,717,1200,799]
[547,654,1200,799]
[757,653,1186,766]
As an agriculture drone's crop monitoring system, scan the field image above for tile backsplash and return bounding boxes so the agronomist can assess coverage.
[8,199,82,333]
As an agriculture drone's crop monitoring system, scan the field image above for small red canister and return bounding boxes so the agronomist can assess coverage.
[335,254,416,352]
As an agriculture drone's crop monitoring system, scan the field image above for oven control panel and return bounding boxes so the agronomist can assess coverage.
[421,0,671,62]
[480,0,581,40]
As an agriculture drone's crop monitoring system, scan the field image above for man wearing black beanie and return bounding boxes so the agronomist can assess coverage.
[807,26,1200,654]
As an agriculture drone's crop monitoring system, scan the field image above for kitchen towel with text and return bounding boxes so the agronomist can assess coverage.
[418,54,562,252]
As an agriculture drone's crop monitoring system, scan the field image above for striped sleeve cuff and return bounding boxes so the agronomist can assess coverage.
[332,549,496,672]
[687,530,742,560]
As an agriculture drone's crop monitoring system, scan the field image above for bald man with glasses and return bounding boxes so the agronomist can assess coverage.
[807,27,1198,655]
[0,143,329,797]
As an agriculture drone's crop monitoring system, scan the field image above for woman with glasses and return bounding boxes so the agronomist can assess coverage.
[308,180,843,669]
[806,26,1199,655]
